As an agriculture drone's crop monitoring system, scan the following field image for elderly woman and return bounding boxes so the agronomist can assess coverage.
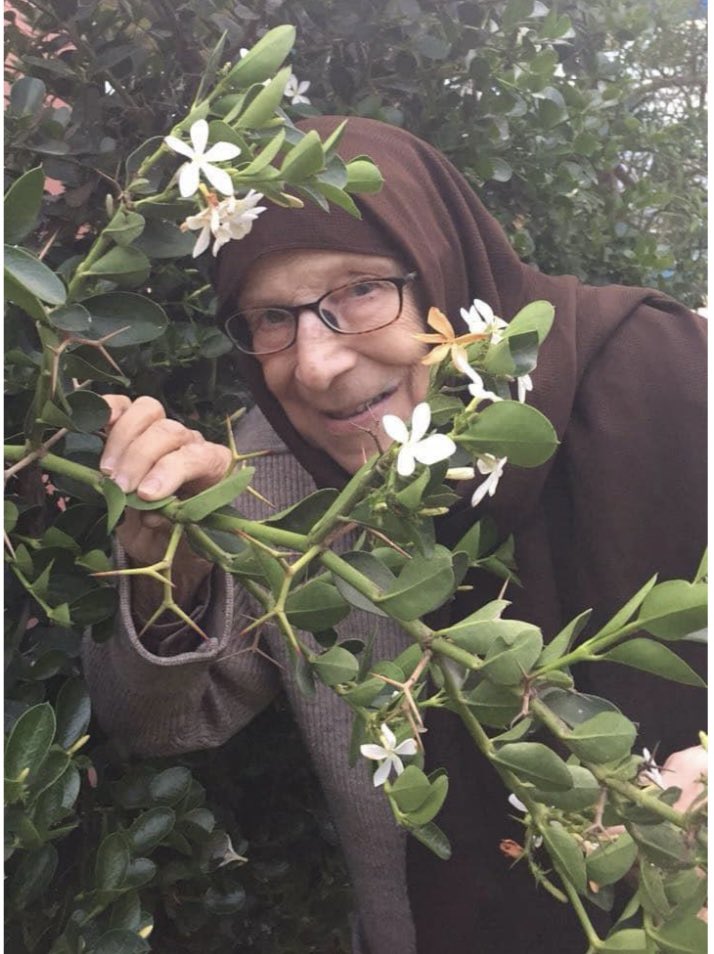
[85,117,706,954]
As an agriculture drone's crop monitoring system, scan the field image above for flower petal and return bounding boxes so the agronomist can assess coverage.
[360,744,388,761]
[202,163,235,196]
[413,434,456,466]
[426,307,454,338]
[395,739,418,757]
[189,119,209,155]
[379,723,397,750]
[420,344,450,366]
[382,414,409,444]
[508,793,527,813]
[396,446,416,477]
[192,225,212,258]
[178,161,200,198]
[373,759,392,787]
[470,477,493,509]
[410,402,432,442]
[391,755,406,776]
[204,141,242,162]
[164,135,194,159]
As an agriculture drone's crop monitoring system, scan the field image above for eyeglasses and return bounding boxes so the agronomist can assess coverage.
[225,272,418,356]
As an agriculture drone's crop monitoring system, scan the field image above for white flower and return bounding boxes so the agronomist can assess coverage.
[460,298,509,343]
[470,454,508,508]
[508,793,527,813]
[182,191,267,257]
[164,119,241,198]
[382,402,456,478]
[284,72,311,105]
[517,373,533,404]
[453,350,501,404]
[360,723,417,787]
[639,748,665,789]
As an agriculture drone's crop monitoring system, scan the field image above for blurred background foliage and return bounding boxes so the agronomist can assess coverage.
[4,0,706,951]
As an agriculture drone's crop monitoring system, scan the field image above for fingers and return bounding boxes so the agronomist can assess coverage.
[101,394,132,428]
[100,396,166,473]
[135,440,233,500]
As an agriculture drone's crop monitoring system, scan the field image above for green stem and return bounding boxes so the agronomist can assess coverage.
[533,618,651,677]
[307,455,379,544]
[66,233,111,299]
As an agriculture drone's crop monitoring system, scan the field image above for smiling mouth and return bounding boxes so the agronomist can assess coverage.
[324,386,398,421]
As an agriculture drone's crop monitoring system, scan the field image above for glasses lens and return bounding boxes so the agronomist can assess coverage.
[320,280,401,333]
[227,308,295,355]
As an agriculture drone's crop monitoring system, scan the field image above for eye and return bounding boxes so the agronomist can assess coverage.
[348,281,381,298]
[249,308,292,329]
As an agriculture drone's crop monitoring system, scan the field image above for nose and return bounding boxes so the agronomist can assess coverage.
[293,308,358,392]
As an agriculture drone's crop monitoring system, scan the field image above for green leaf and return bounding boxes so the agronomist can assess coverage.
[5,245,66,304]
[265,488,339,532]
[332,550,395,616]
[316,181,362,218]
[81,292,168,347]
[225,24,296,89]
[537,609,592,666]
[86,246,151,287]
[30,747,70,796]
[63,391,112,433]
[649,914,708,953]
[286,579,351,632]
[463,679,522,727]
[104,209,146,247]
[344,156,384,194]
[8,844,58,909]
[10,76,46,117]
[280,130,325,180]
[593,574,658,640]
[407,773,449,826]
[627,822,694,871]
[311,645,359,686]
[481,627,543,685]
[530,765,600,811]
[375,546,454,620]
[108,890,141,932]
[586,833,638,886]
[93,930,150,954]
[446,618,538,656]
[101,478,127,533]
[5,499,19,533]
[132,218,195,258]
[239,130,286,177]
[539,687,620,727]
[388,765,432,812]
[565,712,636,763]
[603,639,705,687]
[177,468,254,522]
[638,580,708,640]
[542,822,587,893]
[235,66,291,129]
[456,400,558,467]
[95,832,130,890]
[48,302,92,334]
[127,807,176,854]
[599,929,647,952]
[410,821,452,860]
[492,742,573,790]
[5,166,45,244]
[54,678,91,749]
[149,767,192,806]
[5,702,56,782]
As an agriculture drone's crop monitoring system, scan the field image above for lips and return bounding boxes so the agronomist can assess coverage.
[324,386,397,421]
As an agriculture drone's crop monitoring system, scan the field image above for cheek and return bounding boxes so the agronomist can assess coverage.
[257,354,293,403]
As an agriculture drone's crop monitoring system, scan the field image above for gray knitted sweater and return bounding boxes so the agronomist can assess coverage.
[83,406,416,954]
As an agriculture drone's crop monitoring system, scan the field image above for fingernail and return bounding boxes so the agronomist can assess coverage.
[138,477,161,495]
[100,457,115,475]
[114,474,130,492]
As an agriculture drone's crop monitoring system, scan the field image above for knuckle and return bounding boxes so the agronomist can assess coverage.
[134,395,165,418]
[154,417,186,438]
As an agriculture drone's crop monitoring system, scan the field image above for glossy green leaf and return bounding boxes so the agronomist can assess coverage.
[80,292,168,346]
[4,270,46,319]
[603,639,705,687]
[492,742,573,790]
[10,76,46,117]
[481,627,543,685]
[5,702,56,782]
[95,832,130,890]
[407,774,449,826]
[593,575,658,640]
[649,914,708,952]
[4,166,45,244]
[599,929,647,952]
[239,130,286,176]
[345,157,384,193]
[148,767,192,806]
[542,822,587,893]
[8,844,58,909]
[463,678,522,727]
[333,550,395,616]
[6,499,19,533]
[177,468,255,522]
[92,929,150,954]
[281,130,325,180]
[54,678,91,749]
[104,209,145,247]
[586,833,637,886]
[127,807,176,854]
[101,478,127,533]
[235,66,291,128]
[108,891,141,932]
[30,748,70,796]
[638,580,708,640]
[628,822,694,871]
[48,302,92,334]
[225,24,296,88]
[375,546,454,620]
[539,688,620,728]
[530,765,600,811]
[286,579,351,632]
[565,711,636,763]
[86,245,151,286]
[132,218,195,258]
[388,765,432,813]
[311,645,359,686]
[455,400,558,467]
[537,609,592,666]
[5,245,66,304]
[410,821,451,860]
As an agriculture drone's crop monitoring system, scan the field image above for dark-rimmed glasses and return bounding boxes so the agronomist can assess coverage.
[225,272,418,355]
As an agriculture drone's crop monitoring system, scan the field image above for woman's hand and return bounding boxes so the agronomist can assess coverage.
[660,745,708,813]
[99,396,233,608]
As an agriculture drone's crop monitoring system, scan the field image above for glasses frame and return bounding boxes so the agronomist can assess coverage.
[226,271,418,355]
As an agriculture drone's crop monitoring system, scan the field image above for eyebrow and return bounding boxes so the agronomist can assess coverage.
[240,269,396,310]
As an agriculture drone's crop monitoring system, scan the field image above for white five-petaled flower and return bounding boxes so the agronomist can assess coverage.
[360,723,418,787]
[453,350,502,405]
[164,119,241,198]
[284,72,311,105]
[639,747,665,789]
[460,298,509,343]
[182,191,267,257]
[470,454,508,508]
[382,402,456,478]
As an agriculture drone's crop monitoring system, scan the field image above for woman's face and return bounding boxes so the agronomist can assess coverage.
[238,249,430,474]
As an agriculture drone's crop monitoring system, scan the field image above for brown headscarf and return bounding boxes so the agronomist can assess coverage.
[216,117,706,952]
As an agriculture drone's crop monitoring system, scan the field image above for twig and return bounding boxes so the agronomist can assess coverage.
[4,428,68,482]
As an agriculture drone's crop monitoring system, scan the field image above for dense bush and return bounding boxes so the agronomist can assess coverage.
[4,2,706,952]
